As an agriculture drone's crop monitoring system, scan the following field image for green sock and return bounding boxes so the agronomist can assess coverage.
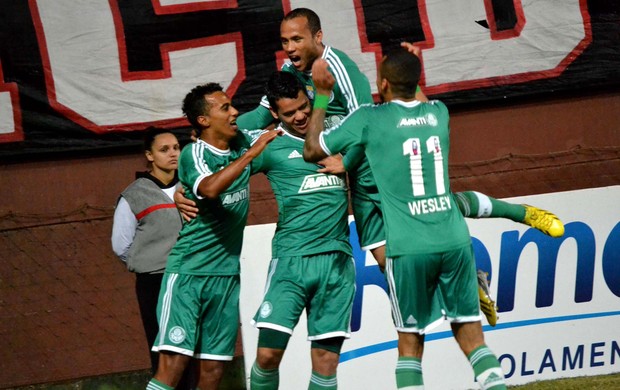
[395,356,424,389]
[468,345,507,390]
[455,191,525,222]
[146,378,174,390]
[250,361,279,390]
[308,371,337,389]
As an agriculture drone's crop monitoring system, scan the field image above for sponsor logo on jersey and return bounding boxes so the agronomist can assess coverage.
[288,150,303,159]
[398,113,438,127]
[298,174,346,193]
[168,326,186,344]
[408,195,452,216]
[222,188,249,205]
[259,301,273,318]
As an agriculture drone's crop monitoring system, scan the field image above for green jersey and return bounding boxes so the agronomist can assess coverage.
[167,134,252,276]
[236,46,375,188]
[320,100,471,256]
[248,126,351,258]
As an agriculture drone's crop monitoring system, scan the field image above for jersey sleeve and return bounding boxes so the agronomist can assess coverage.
[326,49,374,113]
[237,97,274,130]
[341,144,365,172]
[178,143,214,200]
[240,129,269,174]
[320,109,367,156]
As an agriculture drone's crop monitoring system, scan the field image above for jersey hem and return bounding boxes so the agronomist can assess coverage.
[361,240,386,251]
[308,331,351,341]
[252,321,294,335]
[446,314,482,323]
[194,353,234,361]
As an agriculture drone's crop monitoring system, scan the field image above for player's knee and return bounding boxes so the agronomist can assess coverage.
[257,328,289,368]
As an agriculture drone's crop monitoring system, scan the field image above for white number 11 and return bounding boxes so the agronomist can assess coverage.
[402,136,445,197]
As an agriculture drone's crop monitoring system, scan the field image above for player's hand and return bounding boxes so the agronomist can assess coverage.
[400,42,422,58]
[311,59,335,96]
[246,129,282,158]
[317,154,345,174]
[174,186,198,222]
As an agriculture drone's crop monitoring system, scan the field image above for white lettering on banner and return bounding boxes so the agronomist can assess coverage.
[286,0,381,94]
[420,0,590,93]
[499,340,620,378]
[408,195,451,215]
[0,63,23,141]
[31,0,242,132]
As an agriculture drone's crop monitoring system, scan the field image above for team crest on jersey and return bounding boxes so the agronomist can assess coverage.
[324,114,344,129]
[168,326,186,344]
[222,188,249,205]
[398,113,438,127]
[298,174,346,193]
[306,85,315,100]
[259,301,273,318]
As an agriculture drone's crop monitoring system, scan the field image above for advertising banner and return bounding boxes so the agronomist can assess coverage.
[239,186,620,388]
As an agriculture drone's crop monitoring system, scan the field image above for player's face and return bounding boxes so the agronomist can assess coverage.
[146,133,180,173]
[280,16,323,72]
[273,90,311,136]
[203,91,239,140]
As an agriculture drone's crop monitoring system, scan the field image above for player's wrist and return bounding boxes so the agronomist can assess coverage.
[313,94,329,110]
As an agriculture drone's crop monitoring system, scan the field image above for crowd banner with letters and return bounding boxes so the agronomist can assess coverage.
[0,1,618,157]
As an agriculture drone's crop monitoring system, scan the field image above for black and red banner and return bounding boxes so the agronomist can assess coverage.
[0,0,618,158]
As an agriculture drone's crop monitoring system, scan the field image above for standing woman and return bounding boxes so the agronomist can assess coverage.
[111,127,187,383]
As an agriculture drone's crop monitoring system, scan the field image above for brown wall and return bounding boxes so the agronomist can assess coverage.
[1,91,619,388]
[3,91,618,220]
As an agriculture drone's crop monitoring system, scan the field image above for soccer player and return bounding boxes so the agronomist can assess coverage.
[146,83,279,390]
[248,71,355,390]
[237,7,564,327]
[303,49,507,389]
[174,73,356,389]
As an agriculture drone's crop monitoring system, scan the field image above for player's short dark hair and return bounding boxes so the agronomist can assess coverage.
[265,71,306,110]
[182,83,223,130]
[143,126,174,151]
[380,48,421,99]
[284,8,322,35]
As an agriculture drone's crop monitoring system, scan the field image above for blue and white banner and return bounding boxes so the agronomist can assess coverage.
[239,186,620,389]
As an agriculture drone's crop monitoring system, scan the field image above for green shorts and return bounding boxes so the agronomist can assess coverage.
[153,272,240,360]
[253,251,356,340]
[386,244,481,333]
[350,184,385,250]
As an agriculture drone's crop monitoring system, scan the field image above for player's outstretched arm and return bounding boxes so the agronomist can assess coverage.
[304,59,335,162]
[198,129,281,199]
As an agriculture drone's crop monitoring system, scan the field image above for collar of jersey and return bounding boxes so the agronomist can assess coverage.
[196,138,231,155]
[391,99,423,108]
[278,124,305,142]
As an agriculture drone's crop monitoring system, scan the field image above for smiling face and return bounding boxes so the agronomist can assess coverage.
[280,16,324,72]
[145,132,180,176]
[199,91,239,144]
[271,89,311,137]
